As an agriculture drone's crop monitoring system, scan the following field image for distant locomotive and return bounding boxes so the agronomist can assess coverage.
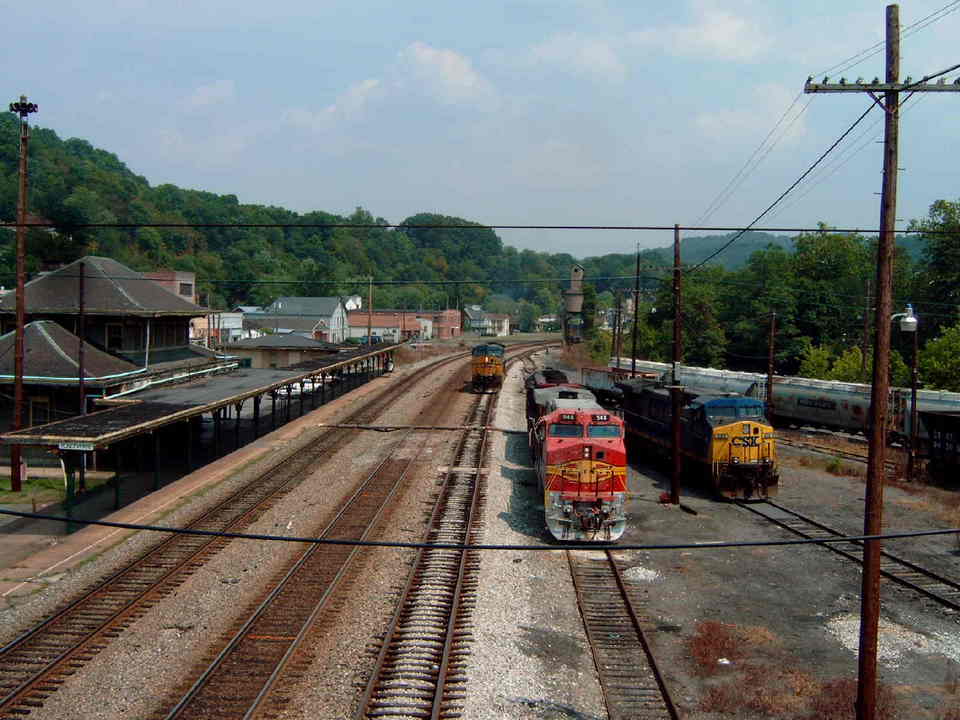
[617,378,779,499]
[471,343,505,392]
[526,373,628,541]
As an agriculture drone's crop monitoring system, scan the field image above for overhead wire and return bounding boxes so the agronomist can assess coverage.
[0,508,955,552]
[691,1,960,231]
[687,2,960,257]
[765,93,930,223]
[686,59,960,273]
[684,103,878,274]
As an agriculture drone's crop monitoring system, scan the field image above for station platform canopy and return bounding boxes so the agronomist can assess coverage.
[1,344,396,451]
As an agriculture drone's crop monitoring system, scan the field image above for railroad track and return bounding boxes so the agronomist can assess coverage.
[0,348,476,720]
[355,345,543,719]
[157,342,543,719]
[777,436,901,474]
[737,500,960,611]
[568,550,678,720]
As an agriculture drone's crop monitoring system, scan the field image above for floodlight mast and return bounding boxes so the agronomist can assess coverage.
[8,95,37,493]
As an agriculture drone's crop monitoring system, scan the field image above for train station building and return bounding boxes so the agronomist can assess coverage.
[0,256,398,526]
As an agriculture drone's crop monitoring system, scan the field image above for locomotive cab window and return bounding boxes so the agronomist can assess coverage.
[588,424,621,438]
[549,424,583,438]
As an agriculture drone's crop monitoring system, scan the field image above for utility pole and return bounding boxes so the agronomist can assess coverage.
[767,311,776,420]
[367,275,373,346]
[804,7,960,718]
[630,244,640,377]
[8,95,38,493]
[861,278,872,382]
[78,261,87,493]
[670,224,683,504]
[613,290,622,366]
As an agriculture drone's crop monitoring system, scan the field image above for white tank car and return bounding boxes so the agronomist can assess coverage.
[609,356,960,440]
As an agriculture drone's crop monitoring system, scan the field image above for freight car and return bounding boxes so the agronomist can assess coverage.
[526,375,628,541]
[610,356,960,443]
[617,378,778,499]
[471,343,505,392]
[918,410,960,484]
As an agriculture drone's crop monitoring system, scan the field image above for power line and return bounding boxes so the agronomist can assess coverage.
[695,1,960,234]
[0,508,954,552]
[3,221,958,234]
[811,0,960,80]
[693,93,808,227]
[685,103,879,274]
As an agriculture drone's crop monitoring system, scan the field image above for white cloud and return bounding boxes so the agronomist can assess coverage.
[283,42,497,136]
[186,79,235,108]
[284,78,382,133]
[155,122,257,167]
[509,136,608,191]
[629,0,770,61]
[530,33,626,83]
[398,41,497,107]
[693,83,807,143]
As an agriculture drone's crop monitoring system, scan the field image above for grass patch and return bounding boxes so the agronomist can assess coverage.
[701,665,819,716]
[0,469,117,507]
[689,620,778,676]
[700,671,903,717]
[825,457,864,478]
[803,677,901,720]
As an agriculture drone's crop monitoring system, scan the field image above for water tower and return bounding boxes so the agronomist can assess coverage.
[563,264,585,344]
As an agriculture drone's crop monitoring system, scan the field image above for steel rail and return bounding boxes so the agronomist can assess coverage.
[0,348,474,718]
[164,342,545,719]
[568,550,679,720]
[355,344,539,719]
[163,441,416,719]
[737,500,960,611]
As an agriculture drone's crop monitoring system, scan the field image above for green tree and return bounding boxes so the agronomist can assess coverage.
[798,343,833,379]
[920,323,960,391]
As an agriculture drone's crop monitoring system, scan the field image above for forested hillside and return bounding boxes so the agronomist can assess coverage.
[3,115,960,388]
[0,115,590,317]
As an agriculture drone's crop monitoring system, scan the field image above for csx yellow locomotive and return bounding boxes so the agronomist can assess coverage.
[471,343,506,392]
[618,379,779,499]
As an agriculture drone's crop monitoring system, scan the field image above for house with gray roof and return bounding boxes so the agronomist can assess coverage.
[246,296,348,343]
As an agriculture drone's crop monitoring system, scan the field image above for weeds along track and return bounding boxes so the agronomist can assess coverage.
[568,550,678,720]
[0,349,472,720]
[355,345,541,720]
[737,500,960,611]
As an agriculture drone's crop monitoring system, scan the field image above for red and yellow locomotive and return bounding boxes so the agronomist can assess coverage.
[526,372,628,541]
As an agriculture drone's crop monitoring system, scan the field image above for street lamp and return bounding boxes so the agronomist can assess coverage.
[892,304,919,480]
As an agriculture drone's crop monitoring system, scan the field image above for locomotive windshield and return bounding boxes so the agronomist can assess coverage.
[706,403,764,419]
[587,424,621,438]
[549,424,582,437]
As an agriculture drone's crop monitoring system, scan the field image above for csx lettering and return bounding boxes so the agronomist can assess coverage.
[731,436,760,447]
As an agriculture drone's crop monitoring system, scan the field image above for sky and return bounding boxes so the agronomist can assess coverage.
[4,0,960,257]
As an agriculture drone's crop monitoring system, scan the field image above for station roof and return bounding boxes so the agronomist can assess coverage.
[0,256,207,318]
[0,321,140,385]
[1,344,397,449]
[224,334,340,350]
